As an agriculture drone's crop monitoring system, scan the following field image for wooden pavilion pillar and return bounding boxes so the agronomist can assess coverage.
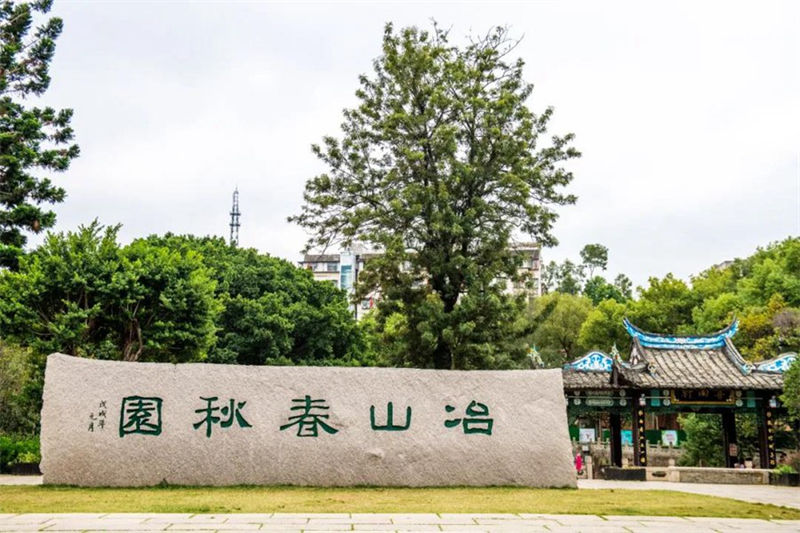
[632,398,648,467]
[721,410,738,468]
[609,412,622,467]
[757,402,777,469]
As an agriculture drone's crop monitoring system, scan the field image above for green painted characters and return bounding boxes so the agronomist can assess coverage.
[280,395,339,437]
[193,397,252,438]
[119,396,162,437]
[115,395,495,437]
[444,401,493,435]
[370,402,412,431]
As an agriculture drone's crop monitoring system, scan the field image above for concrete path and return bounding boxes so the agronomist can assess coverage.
[0,513,798,532]
[0,476,40,486]
[578,479,800,510]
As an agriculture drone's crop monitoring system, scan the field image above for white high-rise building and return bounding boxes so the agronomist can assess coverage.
[299,243,542,319]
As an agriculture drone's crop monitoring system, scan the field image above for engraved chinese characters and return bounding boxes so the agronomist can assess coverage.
[119,396,161,436]
[280,396,338,437]
[114,395,493,437]
[41,354,576,487]
[193,397,252,437]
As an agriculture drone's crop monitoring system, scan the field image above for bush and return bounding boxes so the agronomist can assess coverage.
[0,341,42,434]
[0,435,40,472]
[786,451,800,473]
[774,464,798,475]
[13,450,40,465]
[677,413,724,467]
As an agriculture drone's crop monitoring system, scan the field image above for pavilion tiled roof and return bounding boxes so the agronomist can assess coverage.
[562,320,787,391]
[561,369,613,390]
[622,338,783,390]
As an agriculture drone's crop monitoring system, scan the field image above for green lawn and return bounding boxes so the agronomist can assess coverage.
[0,486,798,519]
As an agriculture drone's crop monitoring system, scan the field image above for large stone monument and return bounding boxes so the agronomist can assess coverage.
[40,353,576,487]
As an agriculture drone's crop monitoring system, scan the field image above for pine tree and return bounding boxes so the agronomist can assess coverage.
[0,0,78,268]
[291,24,579,369]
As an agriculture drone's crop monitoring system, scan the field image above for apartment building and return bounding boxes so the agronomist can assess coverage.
[299,243,542,319]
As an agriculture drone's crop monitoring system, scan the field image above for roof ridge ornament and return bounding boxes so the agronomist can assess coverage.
[527,344,545,369]
[564,351,613,372]
[622,318,739,349]
[754,352,797,374]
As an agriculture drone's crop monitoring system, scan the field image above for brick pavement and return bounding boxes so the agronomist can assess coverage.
[577,479,800,510]
[0,513,799,532]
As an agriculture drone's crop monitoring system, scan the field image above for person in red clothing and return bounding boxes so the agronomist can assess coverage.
[574,452,584,475]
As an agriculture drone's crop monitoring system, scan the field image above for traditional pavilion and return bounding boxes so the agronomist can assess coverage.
[562,319,796,469]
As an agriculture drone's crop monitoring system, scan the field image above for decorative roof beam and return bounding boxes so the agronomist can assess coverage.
[623,318,738,349]
[755,353,797,373]
[564,351,613,372]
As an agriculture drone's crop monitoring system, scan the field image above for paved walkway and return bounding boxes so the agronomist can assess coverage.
[0,476,40,486]
[578,479,800,510]
[0,513,798,532]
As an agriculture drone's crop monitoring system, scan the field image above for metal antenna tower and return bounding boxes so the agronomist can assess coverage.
[229,187,241,246]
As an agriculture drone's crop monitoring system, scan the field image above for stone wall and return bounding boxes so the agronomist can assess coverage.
[667,467,770,484]
[40,353,576,487]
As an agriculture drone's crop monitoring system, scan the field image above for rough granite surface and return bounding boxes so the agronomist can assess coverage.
[40,353,576,487]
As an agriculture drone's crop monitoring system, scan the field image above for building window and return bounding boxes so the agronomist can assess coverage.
[327,262,339,272]
[340,265,353,292]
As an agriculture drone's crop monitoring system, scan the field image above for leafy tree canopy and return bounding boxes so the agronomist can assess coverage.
[583,275,625,306]
[291,23,579,369]
[783,360,800,421]
[578,298,629,354]
[579,243,608,278]
[677,413,724,467]
[0,340,40,434]
[0,0,79,268]
[528,292,592,366]
[141,234,371,367]
[0,222,218,362]
[541,243,629,303]
[539,238,800,373]
[542,259,583,295]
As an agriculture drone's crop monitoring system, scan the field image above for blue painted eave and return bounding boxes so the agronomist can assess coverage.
[623,318,738,349]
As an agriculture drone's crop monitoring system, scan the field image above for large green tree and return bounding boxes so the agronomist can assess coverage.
[579,243,608,278]
[782,360,800,421]
[528,292,592,367]
[0,222,219,362]
[291,24,579,369]
[0,0,79,268]
[138,235,370,367]
[583,276,625,305]
[628,273,699,334]
[542,259,583,295]
[677,413,724,467]
[0,340,39,434]
[578,298,629,354]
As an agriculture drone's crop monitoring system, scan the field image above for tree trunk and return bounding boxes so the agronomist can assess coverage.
[432,343,452,370]
[430,277,458,370]
[122,319,143,362]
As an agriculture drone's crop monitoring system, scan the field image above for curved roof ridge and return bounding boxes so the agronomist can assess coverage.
[564,350,613,372]
[754,352,797,374]
[723,336,753,376]
[623,318,738,349]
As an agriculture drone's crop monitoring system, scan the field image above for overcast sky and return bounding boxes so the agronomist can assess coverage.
[32,0,800,289]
